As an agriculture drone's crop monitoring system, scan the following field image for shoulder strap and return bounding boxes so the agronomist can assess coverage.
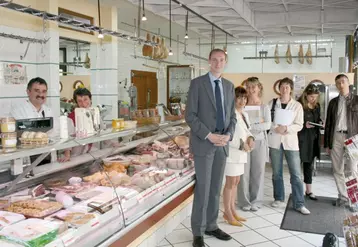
[270,98,277,122]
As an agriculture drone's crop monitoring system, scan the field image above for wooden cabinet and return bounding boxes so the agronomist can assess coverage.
[131,70,158,109]
[166,65,195,107]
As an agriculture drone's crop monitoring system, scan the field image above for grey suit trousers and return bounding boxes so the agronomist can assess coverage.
[191,147,227,236]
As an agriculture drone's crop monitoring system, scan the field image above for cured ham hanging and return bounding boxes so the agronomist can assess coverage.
[274,44,280,64]
[286,44,292,64]
[298,44,304,64]
[306,44,312,65]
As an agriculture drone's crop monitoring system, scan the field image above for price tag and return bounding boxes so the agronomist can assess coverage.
[61,229,79,246]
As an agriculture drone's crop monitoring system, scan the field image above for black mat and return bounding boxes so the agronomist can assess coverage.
[280,195,346,237]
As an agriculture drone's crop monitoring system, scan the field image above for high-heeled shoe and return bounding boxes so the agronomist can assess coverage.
[223,214,243,227]
[233,212,247,222]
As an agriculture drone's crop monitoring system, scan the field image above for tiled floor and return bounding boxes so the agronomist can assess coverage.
[156,166,347,247]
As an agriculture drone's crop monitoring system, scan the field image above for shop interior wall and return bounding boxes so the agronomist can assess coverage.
[60,75,91,99]
[0,0,115,117]
[116,0,210,105]
[224,73,354,104]
[224,36,345,73]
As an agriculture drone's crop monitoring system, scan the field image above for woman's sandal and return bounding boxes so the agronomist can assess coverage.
[305,192,318,201]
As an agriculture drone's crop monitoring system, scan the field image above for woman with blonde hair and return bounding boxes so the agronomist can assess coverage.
[238,77,271,211]
[297,84,322,200]
[223,86,255,226]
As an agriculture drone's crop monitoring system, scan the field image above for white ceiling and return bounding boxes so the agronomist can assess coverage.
[124,0,358,40]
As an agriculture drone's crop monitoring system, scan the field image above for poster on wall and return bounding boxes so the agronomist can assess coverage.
[0,63,28,85]
[293,74,305,100]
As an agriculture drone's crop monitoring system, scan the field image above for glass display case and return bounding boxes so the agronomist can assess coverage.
[0,120,194,247]
[166,65,195,109]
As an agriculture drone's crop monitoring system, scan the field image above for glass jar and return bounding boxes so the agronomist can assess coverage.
[112,119,121,130]
[1,132,17,148]
[1,117,16,133]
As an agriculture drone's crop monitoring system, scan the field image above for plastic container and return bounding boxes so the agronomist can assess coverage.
[0,218,59,247]
[1,133,17,148]
[0,117,16,133]
[112,119,124,130]
[124,120,137,129]
[0,211,25,229]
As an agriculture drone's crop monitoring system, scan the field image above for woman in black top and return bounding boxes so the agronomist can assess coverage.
[298,84,322,200]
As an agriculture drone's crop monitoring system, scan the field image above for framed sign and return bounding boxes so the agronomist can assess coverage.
[58,8,94,35]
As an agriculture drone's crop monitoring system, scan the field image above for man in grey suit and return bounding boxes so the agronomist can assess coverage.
[185,49,237,247]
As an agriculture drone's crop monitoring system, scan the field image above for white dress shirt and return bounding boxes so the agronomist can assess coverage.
[10,100,53,119]
[267,98,303,151]
[10,100,57,138]
[336,95,348,131]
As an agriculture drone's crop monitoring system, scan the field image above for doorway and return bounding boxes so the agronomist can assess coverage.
[131,70,158,109]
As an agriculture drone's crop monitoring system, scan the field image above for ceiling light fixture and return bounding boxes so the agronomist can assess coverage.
[98,30,104,39]
[169,0,173,55]
[97,0,104,39]
[184,10,189,39]
[142,0,147,21]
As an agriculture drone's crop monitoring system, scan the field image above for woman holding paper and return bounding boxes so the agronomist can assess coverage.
[268,77,310,215]
[238,77,271,212]
[297,84,322,200]
[223,87,255,226]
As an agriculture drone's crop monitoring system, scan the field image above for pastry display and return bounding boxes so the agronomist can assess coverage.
[20,131,49,146]
[6,200,62,218]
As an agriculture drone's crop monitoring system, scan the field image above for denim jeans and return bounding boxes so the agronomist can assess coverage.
[269,145,305,209]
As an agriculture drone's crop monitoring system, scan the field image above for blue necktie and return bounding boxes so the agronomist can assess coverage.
[214,79,224,132]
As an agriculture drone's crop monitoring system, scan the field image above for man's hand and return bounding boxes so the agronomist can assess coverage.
[247,137,255,150]
[275,125,287,134]
[326,148,331,155]
[214,134,230,147]
[306,121,315,129]
[208,133,222,145]
[58,150,71,163]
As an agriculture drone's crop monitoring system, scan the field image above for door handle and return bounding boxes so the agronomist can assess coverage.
[147,89,151,108]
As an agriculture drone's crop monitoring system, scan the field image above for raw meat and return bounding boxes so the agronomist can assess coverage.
[306,44,312,64]
[28,184,45,197]
[286,45,292,64]
[298,44,304,64]
[274,44,280,64]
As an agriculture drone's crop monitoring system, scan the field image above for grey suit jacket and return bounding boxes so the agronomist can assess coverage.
[185,73,237,156]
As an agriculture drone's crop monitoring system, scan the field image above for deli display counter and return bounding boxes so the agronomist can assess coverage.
[0,119,194,247]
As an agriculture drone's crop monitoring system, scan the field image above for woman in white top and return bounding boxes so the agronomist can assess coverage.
[238,77,271,212]
[268,77,310,215]
[223,87,255,226]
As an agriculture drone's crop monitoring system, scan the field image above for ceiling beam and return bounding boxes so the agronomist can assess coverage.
[171,0,236,38]
[222,0,264,37]
[281,0,293,36]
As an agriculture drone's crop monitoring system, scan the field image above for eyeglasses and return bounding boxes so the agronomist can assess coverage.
[306,85,320,93]
[247,77,259,82]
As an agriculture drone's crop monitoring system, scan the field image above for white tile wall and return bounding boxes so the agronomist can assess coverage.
[0,26,60,120]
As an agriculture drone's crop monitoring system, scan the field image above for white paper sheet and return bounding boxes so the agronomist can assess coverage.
[274,108,294,125]
[244,106,261,123]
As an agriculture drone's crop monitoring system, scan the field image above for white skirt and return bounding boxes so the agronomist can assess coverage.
[225,162,245,177]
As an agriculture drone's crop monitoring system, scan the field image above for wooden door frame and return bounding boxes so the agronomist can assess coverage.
[131,70,158,109]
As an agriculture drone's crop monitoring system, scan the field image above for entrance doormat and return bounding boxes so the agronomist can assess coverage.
[280,195,345,237]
